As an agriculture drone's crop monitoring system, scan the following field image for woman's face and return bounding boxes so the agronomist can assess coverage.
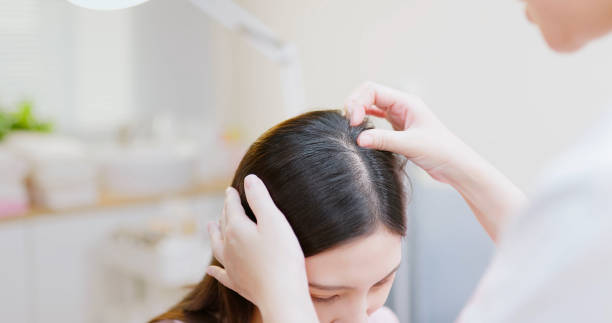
[304,228,403,323]
[522,0,612,52]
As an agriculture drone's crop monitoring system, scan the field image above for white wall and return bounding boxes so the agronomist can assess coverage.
[4,0,611,186]
[71,6,134,132]
[225,0,612,189]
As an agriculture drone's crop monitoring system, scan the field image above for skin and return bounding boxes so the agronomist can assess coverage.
[522,0,612,52]
[304,228,401,323]
[208,1,612,322]
[249,228,402,323]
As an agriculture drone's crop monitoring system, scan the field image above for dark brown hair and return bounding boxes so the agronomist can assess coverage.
[151,109,408,323]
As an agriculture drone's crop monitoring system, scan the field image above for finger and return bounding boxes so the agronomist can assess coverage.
[224,186,251,225]
[244,174,281,224]
[219,205,226,238]
[207,266,255,303]
[350,103,366,126]
[218,218,224,240]
[357,128,419,156]
[219,187,233,239]
[346,82,425,128]
[345,82,381,125]
[365,105,387,118]
[345,91,368,126]
[346,82,394,126]
[206,265,235,291]
[208,222,225,265]
[356,82,404,113]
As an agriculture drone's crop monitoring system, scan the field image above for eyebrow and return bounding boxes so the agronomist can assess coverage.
[308,264,401,291]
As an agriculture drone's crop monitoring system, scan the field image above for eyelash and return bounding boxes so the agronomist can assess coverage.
[311,295,339,303]
[373,277,391,288]
[310,274,395,303]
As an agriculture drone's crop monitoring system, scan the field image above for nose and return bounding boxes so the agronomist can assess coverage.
[343,299,370,323]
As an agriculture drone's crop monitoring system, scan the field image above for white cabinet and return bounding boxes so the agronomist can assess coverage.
[0,222,29,323]
[0,194,222,323]
[29,206,158,323]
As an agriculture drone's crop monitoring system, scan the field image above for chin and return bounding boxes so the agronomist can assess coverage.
[541,30,586,53]
[546,39,585,53]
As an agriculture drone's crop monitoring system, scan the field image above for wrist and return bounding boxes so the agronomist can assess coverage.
[429,137,487,188]
[259,283,317,323]
[447,150,492,189]
[258,263,316,322]
[438,143,526,241]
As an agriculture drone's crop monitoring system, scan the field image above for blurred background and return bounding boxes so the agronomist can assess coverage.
[1,0,612,322]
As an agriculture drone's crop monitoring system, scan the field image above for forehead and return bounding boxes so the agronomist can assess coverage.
[305,228,403,288]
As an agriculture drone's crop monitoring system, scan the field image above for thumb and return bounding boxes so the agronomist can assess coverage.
[207,265,235,292]
[357,129,416,156]
[207,266,255,304]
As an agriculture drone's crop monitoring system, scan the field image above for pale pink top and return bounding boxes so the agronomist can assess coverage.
[158,306,399,322]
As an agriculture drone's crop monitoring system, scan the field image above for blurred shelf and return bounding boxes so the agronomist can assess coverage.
[0,178,230,224]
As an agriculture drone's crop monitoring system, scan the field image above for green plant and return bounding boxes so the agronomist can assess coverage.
[10,101,53,132]
[0,101,53,141]
[0,110,11,141]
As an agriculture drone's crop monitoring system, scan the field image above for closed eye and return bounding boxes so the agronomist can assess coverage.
[311,294,339,303]
[373,274,395,288]
[372,269,397,288]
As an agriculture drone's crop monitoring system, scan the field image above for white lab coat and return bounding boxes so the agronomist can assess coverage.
[458,107,612,322]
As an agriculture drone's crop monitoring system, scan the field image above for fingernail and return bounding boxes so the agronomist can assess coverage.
[359,133,373,147]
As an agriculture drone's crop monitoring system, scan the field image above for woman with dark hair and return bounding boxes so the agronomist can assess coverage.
[206,81,530,323]
[151,109,408,322]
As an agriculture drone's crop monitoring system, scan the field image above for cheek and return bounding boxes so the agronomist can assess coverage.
[525,0,588,52]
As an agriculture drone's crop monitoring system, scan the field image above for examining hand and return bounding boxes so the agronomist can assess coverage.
[345,82,475,184]
[345,82,526,242]
[207,174,318,323]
